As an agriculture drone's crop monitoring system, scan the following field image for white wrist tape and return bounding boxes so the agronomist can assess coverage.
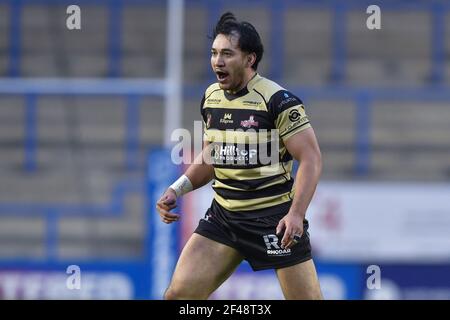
[169,175,193,197]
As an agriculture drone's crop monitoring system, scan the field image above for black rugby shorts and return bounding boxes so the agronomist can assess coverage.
[194,200,312,271]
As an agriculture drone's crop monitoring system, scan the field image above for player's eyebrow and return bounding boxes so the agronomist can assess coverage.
[211,48,235,54]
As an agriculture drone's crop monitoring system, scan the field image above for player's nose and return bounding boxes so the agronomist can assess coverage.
[214,55,225,67]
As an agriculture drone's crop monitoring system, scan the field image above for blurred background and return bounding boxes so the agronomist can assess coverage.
[0,0,449,299]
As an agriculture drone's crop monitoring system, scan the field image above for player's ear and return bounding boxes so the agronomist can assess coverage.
[247,53,256,68]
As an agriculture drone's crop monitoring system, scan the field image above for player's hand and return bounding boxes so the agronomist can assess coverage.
[276,212,304,249]
[156,188,180,224]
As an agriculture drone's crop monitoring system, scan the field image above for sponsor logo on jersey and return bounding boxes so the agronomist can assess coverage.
[282,114,309,136]
[240,115,259,128]
[213,145,258,163]
[220,113,234,124]
[206,98,221,104]
[277,92,300,109]
[278,97,298,109]
[242,100,262,107]
[288,109,301,122]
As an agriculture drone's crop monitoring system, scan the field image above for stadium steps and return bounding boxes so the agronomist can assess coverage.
[347,59,432,86]
[123,5,167,55]
[0,216,45,238]
[0,216,46,258]
[0,4,8,46]
[0,241,45,259]
[0,144,152,173]
[122,55,164,78]
[303,100,356,179]
[0,192,145,259]
[371,150,450,181]
[184,57,210,84]
[347,10,431,85]
[285,9,332,57]
[59,211,144,243]
[0,58,6,77]
[446,12,450,85]
[0,3,7,76]
[3,3,447,83]
[348,11,431,59]
[306,100,355,146]
[122,5,167,78]
[284,9,332,85]
[20,54,59,77]
[57,238,143,259]
[372,102,450,147]
[0,123,24,143]
[20,5,109,77]
[64,55,109,78]
[0,165,145,202]
[0,148,24,169]
[446,64,450,86]
[0,172,84,203]
[183,7,208,56]
[57,191,146,259]
[20,5,58,77]
[369,101,450,180]
[60,5,109,77]
[284,58,333,86]
[0,146,126,173]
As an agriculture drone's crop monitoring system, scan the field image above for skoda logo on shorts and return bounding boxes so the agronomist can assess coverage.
[288,109,300,122]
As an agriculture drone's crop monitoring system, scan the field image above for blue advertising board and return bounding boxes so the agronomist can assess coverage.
[147,148,181,299]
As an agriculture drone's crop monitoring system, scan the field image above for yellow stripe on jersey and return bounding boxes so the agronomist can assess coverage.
[213,172,291,191]
[204,128,275,144]
[214,189,294,212]
[214,161,292,181]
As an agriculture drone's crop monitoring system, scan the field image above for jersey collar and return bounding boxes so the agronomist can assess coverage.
[224,73,261,101]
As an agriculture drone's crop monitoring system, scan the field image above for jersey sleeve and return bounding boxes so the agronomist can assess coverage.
[268,90,311,142]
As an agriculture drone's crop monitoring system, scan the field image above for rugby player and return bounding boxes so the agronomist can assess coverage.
[156,12,323,300]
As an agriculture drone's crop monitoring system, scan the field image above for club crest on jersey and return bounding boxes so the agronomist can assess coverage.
[240,115,259,128]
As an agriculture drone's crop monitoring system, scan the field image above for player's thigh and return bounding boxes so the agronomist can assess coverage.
[275,259,323,300]
[168,233,244,298]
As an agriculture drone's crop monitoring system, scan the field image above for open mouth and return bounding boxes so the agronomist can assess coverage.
[216,70,229,82]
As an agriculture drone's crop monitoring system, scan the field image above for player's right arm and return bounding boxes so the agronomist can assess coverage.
[156,141,214,224]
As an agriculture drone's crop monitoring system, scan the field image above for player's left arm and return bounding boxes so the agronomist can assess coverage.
[276,127,322,249]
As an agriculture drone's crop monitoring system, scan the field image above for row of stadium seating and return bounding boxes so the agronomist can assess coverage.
[0,5,449,85]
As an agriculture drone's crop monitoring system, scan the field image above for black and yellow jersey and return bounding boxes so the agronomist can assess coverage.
[201,73,311,217]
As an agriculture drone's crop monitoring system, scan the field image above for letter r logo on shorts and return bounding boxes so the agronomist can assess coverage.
[263,234,280,250]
